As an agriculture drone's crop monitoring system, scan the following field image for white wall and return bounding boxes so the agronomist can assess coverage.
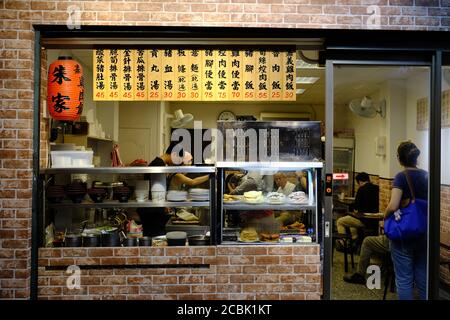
[405,68,450,184]
[335,91,387,177]
[336,66,449,181]
[169,102,324,129]
[405,70,430,174]
[118,101,161,165]
[442,68,450,184]
[334,78,415,179]
[384,80,407,178]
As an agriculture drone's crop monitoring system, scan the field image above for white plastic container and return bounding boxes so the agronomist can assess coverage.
[51,151,94,168]
[151,191,166,203]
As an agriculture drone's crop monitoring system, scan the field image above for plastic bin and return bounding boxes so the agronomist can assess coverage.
[51,151,94,168]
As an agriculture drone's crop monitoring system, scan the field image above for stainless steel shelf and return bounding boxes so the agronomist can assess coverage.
[220,241,313,245]
[46,200,210,208]
[215,161,323,170]
[40,166,215,174]
[223,203,316,211]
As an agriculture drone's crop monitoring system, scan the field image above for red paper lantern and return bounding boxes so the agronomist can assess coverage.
[47,56,84,121]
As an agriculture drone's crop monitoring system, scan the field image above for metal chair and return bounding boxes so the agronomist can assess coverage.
[382,252,395,300]
[332,226,355,273]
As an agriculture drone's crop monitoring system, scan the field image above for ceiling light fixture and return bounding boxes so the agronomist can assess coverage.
[296,77,319,84]
[296,60,319,69]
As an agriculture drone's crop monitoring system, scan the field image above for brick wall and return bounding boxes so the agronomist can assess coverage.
[38,245,321,300]
[378,177,394,213]
[2,0,450,300]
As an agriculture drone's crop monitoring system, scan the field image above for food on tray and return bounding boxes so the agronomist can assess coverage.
[266,192,286,204]
[176,209,199,221]
[171,220,200,225]
[281,221,307,233]
[223,194,243,203]
[288,191,308,203]
[239,227,259,242]
[259,233,280,242]
[243,191,264,204]
[287,221,305,229]
[171,209,200,225]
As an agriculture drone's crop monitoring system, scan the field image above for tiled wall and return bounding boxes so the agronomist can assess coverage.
[38,245,321,300]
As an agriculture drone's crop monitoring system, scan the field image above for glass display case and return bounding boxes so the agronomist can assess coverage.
[38,166,215,247]
[215,161,322,245]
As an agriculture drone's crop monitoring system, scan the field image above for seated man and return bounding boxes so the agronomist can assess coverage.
[343,234,390,284]
[336,172,379,240]
[274,172,296,196]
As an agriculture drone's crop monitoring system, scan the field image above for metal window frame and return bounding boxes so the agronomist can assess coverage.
[31,25,448,300]
[324,51,441,301]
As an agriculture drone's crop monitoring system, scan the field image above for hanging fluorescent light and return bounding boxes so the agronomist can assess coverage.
[296,60,319,69]
[296,77,319,84]
[296,89,306,95]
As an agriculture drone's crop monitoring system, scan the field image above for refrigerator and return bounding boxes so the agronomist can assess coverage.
[333,137,355,197]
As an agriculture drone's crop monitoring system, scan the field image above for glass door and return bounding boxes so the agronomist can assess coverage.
[324,58,433,300]
[440,53,450,299]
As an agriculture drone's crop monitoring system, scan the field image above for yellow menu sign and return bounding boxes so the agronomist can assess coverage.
[175,49,189,101]
[229,50,243,101]
[202,49,216,101]
[269,51,283,101]
[134,49,147,100]
[255,50,268,101]
[107,49,120,100]
[283,50,296,101]
[93,48,296,101]
[93,49,107,100]
[162,49,176,101]
[119,49,134,101]
[242,49,256,100]
[148,49,162,101]
[188,49,202,100]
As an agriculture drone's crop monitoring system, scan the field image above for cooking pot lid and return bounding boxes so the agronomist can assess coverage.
[166,231,187,240]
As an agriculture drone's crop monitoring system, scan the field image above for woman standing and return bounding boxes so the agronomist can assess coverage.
[384,141,428,300]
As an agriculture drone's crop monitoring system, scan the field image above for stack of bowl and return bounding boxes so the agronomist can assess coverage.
[87,187,108,203]
[134,180,149,202]
[113,186,132,203]
[65,181,87,203]
[46,185,65,203]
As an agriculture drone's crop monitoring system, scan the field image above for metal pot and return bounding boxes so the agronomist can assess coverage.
[188,235,210,246]
[138,236,152,246]
[82,234,100,247]
[166,231,187,246]
[65,234,82,247]
[123,237,138,247]
[101,232,120,247]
